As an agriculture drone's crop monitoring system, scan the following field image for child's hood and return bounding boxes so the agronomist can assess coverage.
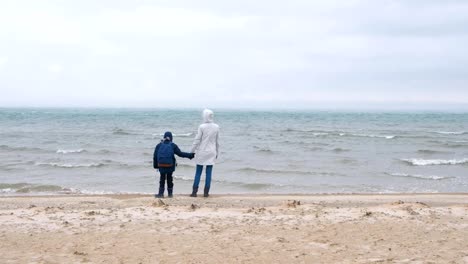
[163,131,173,142]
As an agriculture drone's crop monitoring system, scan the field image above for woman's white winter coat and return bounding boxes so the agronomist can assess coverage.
[191,109,219,165]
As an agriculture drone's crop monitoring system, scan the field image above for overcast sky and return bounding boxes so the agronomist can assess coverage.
[1,0,468,109]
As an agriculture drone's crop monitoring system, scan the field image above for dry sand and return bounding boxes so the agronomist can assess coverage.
[0,194,467,263]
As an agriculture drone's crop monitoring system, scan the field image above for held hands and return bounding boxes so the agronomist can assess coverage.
[189,153,195,160]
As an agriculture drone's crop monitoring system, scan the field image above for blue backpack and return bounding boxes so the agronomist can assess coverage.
[157,142,174,168]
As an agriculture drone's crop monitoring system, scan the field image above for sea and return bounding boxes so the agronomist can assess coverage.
[1,108,467,195]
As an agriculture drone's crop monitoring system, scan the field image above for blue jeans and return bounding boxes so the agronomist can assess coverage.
[193,165,213,189]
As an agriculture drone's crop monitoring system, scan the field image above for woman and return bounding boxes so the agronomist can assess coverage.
[190,109,220,197]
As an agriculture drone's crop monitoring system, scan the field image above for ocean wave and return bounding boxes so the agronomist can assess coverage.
[338,158,357,164]
[0,145,45,152]
[240,183,278,190]
[348,134,396,139]
[283,128,308,133]
[312,132,329,137]
[0,166,24,172]
[283,128,334,136]
[281,140,328,146]
[417,149,448,154]
[35,162,106,168]
[174,133,194,137]
[444,143,468,148]
[387,173,454,180]
[234,167,344,177]
[15,184,65,193]
[337,133,396,139]
[176,163,196,169]
[0,183,30,189]
[256,148,274,153]
[307,146,325,151]
[428,140,468,148]
[332,147,350,153]
[56,149,85,154]
[172,176,283,189]
[236,167,308,175]
[0,183,152,195]
[434,131,467,135]
[112,128,136,135]
[34,159,140,169]
[0,183,65,194]
[153,133,193,138]
[97,149,115,154]
[173,175,194,181]
[253,146,274,153]
[401,158,468,166]
[69,189,148,195]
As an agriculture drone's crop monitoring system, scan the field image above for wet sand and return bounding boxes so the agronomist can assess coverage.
[0,194,467,263]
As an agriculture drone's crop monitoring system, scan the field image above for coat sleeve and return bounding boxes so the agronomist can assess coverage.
[173,143,192,159]
[153,143,160,169]
[216,129,220,159]
[190,126,203,153]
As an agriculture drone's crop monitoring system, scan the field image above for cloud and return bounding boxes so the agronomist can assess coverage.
[94,7,253,36]
[0,0,467,108]
[0,57,8,70]
[46,64,63,74]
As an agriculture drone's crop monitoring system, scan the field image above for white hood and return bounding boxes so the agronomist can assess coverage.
[191,108,220,165]
[203,109,214,123]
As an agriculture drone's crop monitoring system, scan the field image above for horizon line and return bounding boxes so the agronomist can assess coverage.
[1,105,468,113]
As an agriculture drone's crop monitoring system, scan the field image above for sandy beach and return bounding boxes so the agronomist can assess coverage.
[0,194,467,263]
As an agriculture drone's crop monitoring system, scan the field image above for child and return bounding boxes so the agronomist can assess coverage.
[153,131,194,198]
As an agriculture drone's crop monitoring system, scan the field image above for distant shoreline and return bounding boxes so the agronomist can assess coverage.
[1,106,468,112]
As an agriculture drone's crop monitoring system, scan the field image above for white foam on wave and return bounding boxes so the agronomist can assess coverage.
[388,172,454,180]
[177,163,196,168]
[72,189,151,195]
[312,132,329,136]
[173,175,194,181]
[0,188,15,194]
[56,149,85,154]
[401,158,468,166]
[0,186,152,196]
[338,133,395,139]
[435,131,466,135]
[153,133,193,139]
[173,175,248,185]
[352,134,396,139]
[35,162,105,168]
[175,133,194,137]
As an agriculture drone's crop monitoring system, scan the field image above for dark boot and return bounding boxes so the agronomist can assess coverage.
[190,187,198,197]
[168,188,173,198]
[155,188,164,198]
[203,187,210,197]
